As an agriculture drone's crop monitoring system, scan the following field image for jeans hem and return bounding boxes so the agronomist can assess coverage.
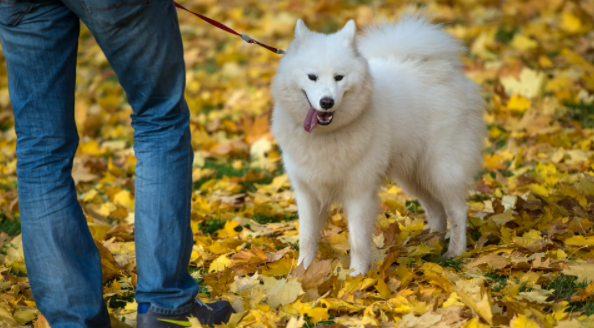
[149,300,193,315]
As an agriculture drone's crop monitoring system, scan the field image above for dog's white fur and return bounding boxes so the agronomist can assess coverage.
[271,14,485,276]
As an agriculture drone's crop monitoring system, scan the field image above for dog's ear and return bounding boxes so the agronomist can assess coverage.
[339,19,357,45]
[295,19,310,41]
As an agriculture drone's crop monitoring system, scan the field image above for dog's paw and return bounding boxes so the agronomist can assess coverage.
[348,268,366,277]
[348,263,370,277]
[441,250,461,260]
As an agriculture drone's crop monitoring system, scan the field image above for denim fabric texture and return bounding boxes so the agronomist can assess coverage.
[0,0,199,325]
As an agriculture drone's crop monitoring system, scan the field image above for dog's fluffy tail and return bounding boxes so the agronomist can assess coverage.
[357,13,464,65]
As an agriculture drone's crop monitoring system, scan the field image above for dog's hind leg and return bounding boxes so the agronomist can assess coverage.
[295,186,328,269]
[428,162,470,259]
[394,175,447,233]
[419,194,447,233]
[345,191,380,276]
[441,197,468,259]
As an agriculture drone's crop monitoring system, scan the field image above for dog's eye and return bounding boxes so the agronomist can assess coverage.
[335,75,344,81]
[308,74,317,81]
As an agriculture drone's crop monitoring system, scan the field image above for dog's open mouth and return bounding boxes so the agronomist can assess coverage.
[304,106,334,132]
[303,91,334,132]
[317,111,333,125]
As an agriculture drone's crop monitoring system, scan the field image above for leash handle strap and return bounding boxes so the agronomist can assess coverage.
[174,2,285,55]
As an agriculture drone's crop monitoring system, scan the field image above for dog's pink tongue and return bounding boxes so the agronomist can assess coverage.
[304,106,318,133]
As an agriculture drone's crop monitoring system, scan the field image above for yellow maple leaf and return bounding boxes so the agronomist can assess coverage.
[216,220,240,239]
[564,235,594,246]
[560,12,582,33]
[442,292,464,308]
[510,314,540,328]
[209,254,231,273]
[507,94,531,112]
[230,272,261,293]
[500,68,545,98]
[262,276,304,309]
[262,256,294,276]
[511,34,537,51]
[285,315,305,328]
[538,56,553,68]
[87,221,112,241]
[562,262,594,283]
[484,153,507,170]
[461,317,490,328]
[455,289,493,325]
[113,190,134,210]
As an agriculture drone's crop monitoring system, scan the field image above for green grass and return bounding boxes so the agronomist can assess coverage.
[495,27,518,44]
[469,193,491,203]
[405,200,424,214]
[0,213,21,236]
[518,282,533,293]
[573,302,594,316]
[105,290,135,309]
[252,213,297,225]
[188,267,212,296]
[545,275,588,299]
[0,120,12,132]
[469,229,482,242]
[485,271,508,293]
[194,159,283,193]
[7,268,27,278]
[544,275,594,315]
[565,102,594,128]
[303,315,336,327]
[423,254,464,272]
[241,176,273,193]
[200,219,224,235]
[204,158,250,179]
[194,59,219,75]
[199,213,297,236]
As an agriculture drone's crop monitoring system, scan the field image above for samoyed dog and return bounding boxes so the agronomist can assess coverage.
[271,14,485,276]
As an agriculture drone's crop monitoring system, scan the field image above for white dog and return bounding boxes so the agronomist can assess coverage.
[270,14,485,276]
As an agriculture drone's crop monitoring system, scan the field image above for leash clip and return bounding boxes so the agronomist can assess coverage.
[241,34,253,43]
[175,2,284,55]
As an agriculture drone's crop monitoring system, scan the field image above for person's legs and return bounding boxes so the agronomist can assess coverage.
[60,0,199,313]
[0,2,110,327]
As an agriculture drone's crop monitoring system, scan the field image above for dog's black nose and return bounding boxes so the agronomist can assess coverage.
[320,97,334,110]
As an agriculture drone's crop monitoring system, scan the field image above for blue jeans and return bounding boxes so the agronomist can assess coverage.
[0,0,199,326]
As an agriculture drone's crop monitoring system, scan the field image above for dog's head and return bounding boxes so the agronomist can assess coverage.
[272,19,372,133]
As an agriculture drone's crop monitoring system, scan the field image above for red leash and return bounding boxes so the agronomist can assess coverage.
[174,2,285,55]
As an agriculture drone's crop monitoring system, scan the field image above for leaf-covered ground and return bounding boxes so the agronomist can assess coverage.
[1,0,594,327]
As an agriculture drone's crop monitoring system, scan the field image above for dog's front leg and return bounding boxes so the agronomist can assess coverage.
[345,192,380,276]
[295,186,328,269]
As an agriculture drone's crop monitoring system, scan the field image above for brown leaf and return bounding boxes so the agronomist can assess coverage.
[267,247,292,262]
[291,262,306,278]
[532,255,552,269]
[547,220,568,239]
[34,314,51,328]
[466,253,510,271]
[492,199,505,214]
[514,197,543,212]
[379,251,400,277]
[105,221,134,241]
[232,248,268,265]
[382,222,401,248]
[95,240,122,283]
[300,260,333,290]
[202,268,234,297]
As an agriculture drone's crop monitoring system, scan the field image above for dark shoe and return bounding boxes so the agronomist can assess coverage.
[137,299,234,328]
